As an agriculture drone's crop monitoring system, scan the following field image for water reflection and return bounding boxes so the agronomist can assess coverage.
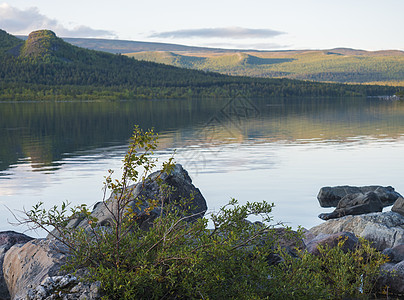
[1,97,404,235]
[1,98,404,175]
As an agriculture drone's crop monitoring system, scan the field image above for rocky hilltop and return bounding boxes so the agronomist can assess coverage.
[19,30,60,58]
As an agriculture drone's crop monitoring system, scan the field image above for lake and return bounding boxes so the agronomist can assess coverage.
[1,96,404,236]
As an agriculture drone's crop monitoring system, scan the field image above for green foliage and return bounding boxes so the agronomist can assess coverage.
[0,29,22,54]
[268,237,389,299]
[23,126,278,299]
[67,199,276,299]
[22,126,389,299]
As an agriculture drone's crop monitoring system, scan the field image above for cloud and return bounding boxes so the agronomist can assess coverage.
[0,3,116,38]
[57,25,115,38]
[149,27,285,39]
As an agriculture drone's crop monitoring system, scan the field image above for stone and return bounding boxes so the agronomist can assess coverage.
[26,274,101,300]
[3,239,68,300]
[272,227,305,256]
[0,231,33,299]
[309,211,404,251]
[392,196,404,216]
[49,164,207,236]
[382,244,404,263]
[317,185,402,208]
[318,192,383,220]
[261,227,305,265]
[317,186,362,208]
[376,261,404,295]
[305,232,359,256]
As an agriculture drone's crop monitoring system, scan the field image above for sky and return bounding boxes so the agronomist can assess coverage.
[0,0,403,51]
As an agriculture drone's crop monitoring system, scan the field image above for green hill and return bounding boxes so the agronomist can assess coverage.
[0,29,23,53]
[0,29,399,101]
[127,49,404,86]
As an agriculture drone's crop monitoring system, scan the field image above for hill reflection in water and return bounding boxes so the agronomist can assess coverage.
[1,97,404,236]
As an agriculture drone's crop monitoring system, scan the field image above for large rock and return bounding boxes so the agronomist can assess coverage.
[318,192,383,220]
[309,211,404,250]
[49,164,207,236]
[382,244,404,263]
[0,231,33,300]
[317,185,402,208]
[392,196,404,216]
[3,239,67,300]
[305,232,359,256]
[377,261,404,295]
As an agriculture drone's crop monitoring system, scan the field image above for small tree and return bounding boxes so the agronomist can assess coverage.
[22,126,279,299]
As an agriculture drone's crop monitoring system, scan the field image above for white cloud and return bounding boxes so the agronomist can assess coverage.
[0,3,116,38]
[149,27,285,39]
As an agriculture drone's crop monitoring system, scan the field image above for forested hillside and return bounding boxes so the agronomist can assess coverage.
[0,29,399,101]
[128,49,404,86]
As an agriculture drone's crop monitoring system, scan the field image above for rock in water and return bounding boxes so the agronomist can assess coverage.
[49,164,207,236]
[318,192,383,220]
[317,185,402,208]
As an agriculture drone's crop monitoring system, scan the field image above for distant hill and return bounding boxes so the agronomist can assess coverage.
[15,34,404,86]
[0,29,398,101]
[0,30,22,53]
[127,49,404,86]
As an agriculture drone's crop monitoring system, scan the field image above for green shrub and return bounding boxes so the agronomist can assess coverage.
[22,126,389,299]
[24,126,279,299]
[267,236,389,299]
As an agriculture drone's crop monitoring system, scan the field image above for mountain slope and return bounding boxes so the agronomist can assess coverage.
[128,49,404,85]
[0,29,23,54]
[1,30,230,87]
[0,29,398,101]
[14,34,404,85]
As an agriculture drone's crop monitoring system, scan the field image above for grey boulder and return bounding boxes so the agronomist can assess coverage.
[305,232,359,256]
[317,185,402,208]
[377,261,404,295]
[49,163,207,236]
[318,192,383,220]
[391,196,404,216]
[382,243,404,263]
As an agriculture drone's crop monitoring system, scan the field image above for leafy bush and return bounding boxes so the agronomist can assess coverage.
[22,126,389,299]
[24,126,279,299]
[267,236,389,299]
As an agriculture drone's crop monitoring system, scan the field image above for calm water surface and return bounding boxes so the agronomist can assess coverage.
[1,97,404,236]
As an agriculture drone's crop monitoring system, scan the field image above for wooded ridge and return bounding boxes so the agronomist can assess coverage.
[0,29,399,101]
